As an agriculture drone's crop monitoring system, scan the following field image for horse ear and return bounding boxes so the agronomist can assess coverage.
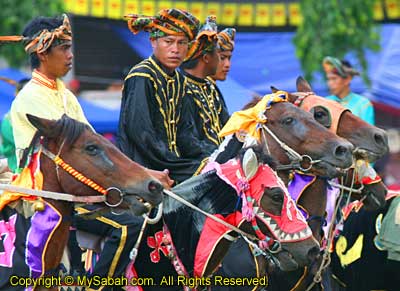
[296,76,313,92]
[270,86,279,93]
[242,148,259,180]
[26,114,57,137]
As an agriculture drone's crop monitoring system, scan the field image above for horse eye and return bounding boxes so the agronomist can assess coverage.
[282,117,294,125]
[315,111,326,119]
[85,144,100,155]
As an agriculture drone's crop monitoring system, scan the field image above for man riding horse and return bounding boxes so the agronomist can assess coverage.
[178,16,230,172]
[0,14,163,290]
[118,8,202,184]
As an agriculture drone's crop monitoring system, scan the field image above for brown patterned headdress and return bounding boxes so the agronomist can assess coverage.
[0,14,72,54]
[184,15,218,62]
[217,28,236,52]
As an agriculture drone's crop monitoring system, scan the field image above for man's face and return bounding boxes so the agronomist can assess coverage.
[151,35,189,71]
[204,48,220,77]
[41,41,73,78]
[212,50,232,81]
[327,72,351,96]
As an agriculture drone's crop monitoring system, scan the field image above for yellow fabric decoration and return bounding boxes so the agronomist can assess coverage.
[0,166,43,211]
[218,91,288,140]
[335,234,364,267]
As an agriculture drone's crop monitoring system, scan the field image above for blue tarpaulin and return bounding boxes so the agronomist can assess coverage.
[113,23,400,113]
[0,68,119,133]
[2,24,399,134]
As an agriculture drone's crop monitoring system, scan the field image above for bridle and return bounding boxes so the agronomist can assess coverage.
[256,97,322,172]
[40,141,125,208]
[39,139,162,224]
[291,91,350,136]
[260,123,320,172]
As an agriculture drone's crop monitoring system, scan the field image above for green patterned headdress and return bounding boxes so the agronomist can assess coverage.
[126,8,200,41]
[184,15,218,62]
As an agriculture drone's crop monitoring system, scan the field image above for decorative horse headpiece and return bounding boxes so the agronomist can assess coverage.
[218,91,289,141]
[215,148,312,243]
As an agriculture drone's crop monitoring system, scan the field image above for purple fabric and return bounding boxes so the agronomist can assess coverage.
[324,182,340,236]
[288,173,316,218]
[26,202,62,278]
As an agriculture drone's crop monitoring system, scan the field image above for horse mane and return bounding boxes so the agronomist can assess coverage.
[19,115,90,168]
[163,170,237,215]
[238,145,277,171]
[242,95,262,110]
[162,170,238,273]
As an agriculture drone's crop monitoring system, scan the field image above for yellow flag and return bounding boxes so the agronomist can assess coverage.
[271,3,286,26]
[288,3,302,26]
[386,0,400,18]
[107,0,121,19]
[174,1,188,12]
[190,2,205,21]
[74,0,89,15]
[373,0,384,20]
[90,0,105,18]
[220,3,237,26]
[157,0,171,11]
[63,0,74,13]
[206,2,220,20]
[141,0,156,15]
[255,3,270,27]
[238,3,253,26]
[124,0,139,15]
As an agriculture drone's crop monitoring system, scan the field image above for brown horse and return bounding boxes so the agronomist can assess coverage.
[268,78,388,291]
[213,91,354,182]
[0,115,164,291]
[290,77,388,211]
[216,79,388,291]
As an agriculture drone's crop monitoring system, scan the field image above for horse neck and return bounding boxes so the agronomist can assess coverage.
[297,177,327,241]
[40,150,74,272]
[163,171,238,273]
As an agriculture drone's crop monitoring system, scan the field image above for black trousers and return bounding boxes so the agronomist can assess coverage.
[73,206,145,291]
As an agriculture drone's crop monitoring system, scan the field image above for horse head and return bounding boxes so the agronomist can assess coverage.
[219,147,320,273]
[293,76,389,162]
[27,114,164,215]
[239,92,354,179]
[284,77,388,210]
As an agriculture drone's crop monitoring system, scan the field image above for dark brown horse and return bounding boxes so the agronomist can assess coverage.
[132,147,319,291]
[0,115,164,291]
[290,77,388,211]
[216,78,388,291]
[268,77,388,291]
[212,90,354,182]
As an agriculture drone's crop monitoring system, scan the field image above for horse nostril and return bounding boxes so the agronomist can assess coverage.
[148,180,163,193]
[374,131,388,148]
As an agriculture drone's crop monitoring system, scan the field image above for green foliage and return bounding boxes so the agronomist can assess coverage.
[0,0,64,68]
[293,0,381,85]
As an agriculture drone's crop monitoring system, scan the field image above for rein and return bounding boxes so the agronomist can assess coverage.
[304,171,356,291]
[163,189,282,257]
[0,183,105,203]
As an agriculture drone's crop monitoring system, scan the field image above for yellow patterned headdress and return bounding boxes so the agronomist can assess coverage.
[219,91,289,141]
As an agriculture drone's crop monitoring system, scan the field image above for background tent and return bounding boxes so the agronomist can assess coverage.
[0,68,119,133]
[113,23,400,126]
